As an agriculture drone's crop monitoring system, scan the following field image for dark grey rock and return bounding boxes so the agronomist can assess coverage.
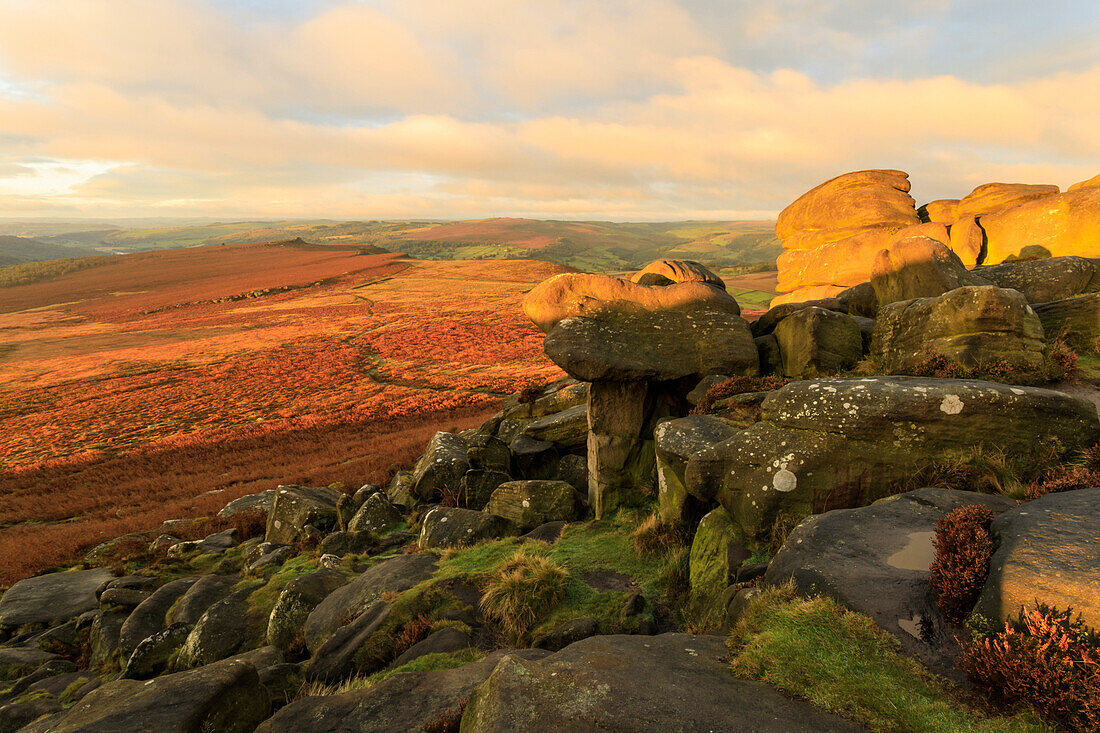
[168,575,235,626]
[411,432,470,504]
[267,568,350,650]
[0,569,114,628]
[218,490,276,519]
[347,492,403,535]
[175,585,257,669]
[462,469,513,511]
[118,577,197,662]
[521,404,588,449]
[509,434,558,480]
[265,485,342,545]
[418,506,517,550]
[532,617,599,652]
[305,601,391,684]
[121,623,190,680]
[390,627,472,669]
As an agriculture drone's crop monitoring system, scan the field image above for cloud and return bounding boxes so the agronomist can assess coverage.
[0,0,1098,219]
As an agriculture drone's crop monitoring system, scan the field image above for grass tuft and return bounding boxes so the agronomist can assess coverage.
[479,552,568,644]
[728,583,1048,733]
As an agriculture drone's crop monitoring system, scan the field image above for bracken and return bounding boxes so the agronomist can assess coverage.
[928,504,996,625]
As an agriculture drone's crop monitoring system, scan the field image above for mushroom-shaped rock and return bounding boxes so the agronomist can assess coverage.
[870,236,989,306]
[630,260,726,289]
[522,272,740,333]
[544,310,759,383]
[955,182,1060,221]
[776,169,919,246]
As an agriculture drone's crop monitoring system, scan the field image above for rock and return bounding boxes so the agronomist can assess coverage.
[385,470,415,508]
[521,404,587,448]
[836,281,879,318]
[754,334,782,375]
[391,627,472,669]
[465,434,511,473]
[544,310,759,383]
[347,492,403,534]
[0,697,63,732]
[217,490,276,519]
[1034,293,1100,347]
[256,649,549,733]
[723,587,761,631]
[266,568,350,650]
[89,609,128,666]
[556,454,587,495]
[302,554,437,653]
[19,657,269,733]
[630,259,726,288]
[948,217,986,268]
[918,198,960,225]
[305,601,391,684]
[686,377,1100,543]
[167,528,238,557]
[956,181,1059,221]
[980,185,1100,263]
[462,633,864,732]
[168,575,235,627]
[523,272,740,333]
[765,488,1017,674]
[0,568,114,629]
[246,545,294,572]
[501,382,588,421]
[175,586,256,669]
[485,480,579,532]
[689,507,747,613]
[1068,172,1100,192]
[411,432,470,504]
[522,521,567,544]
[974,256,1098,303]
[870,286,1045,373]
[870,236,988,306]
[97,588,147,609]
[0,648,59,682]
[316,531,375,558]
[265,485,342,545]
[418,507,517,550]
[770,285,848,308]
[750,299,846,338]
[121,623,191,680]
[974,487,1100,629]
[508,435,558,481]
[654,415,740,524]
[461,469,513,510]
[532,617,599,652]
[773,306,863,378]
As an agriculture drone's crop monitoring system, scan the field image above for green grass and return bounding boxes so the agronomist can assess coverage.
[305,647,482,697]
[729,584,1050,733]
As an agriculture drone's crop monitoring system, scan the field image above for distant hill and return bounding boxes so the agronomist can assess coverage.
[0,235,88,266]
[0,218,781,272]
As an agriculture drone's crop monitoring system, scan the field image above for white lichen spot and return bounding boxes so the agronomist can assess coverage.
[1011,388,1025,395]
[939,394,964,415]
[522,499,531,508]
[773,468,797,493]
[440,516,449,523]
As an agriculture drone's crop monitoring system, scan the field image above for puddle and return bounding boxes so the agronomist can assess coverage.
[898,614,926,639]
[886,531,935,571]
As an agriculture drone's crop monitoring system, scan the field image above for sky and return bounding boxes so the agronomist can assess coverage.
[0,0,1098,221]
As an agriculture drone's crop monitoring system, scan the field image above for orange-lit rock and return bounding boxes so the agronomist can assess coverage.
[871,236,987,306]
[769,285,846,308]
[917,199,960,225]
[630,260,725,289]
[948,216,986,268]
[956,182,1059,221]
[775,169,919,246]
[522,273,740,333]
[1068,173,1100,192]
[980,186,1100,263]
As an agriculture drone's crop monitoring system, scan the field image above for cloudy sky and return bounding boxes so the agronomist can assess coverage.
[0,0,1098,220]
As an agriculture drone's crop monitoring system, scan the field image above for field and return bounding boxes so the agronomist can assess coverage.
[0,241,569,585]
[0,217,782,273]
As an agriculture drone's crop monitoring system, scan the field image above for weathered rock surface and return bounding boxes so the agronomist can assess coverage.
[121,623,191,680]
[390,627,472,669]
[948,216,986,268]
[686,378,1099,542]
[871,285,1045,372]
[410,432,470,504]
[0,568,114,629]
[1034,293,1100,347]
[520,404,587,449]
[918,198,959,225]
[264,485,341,545]
[484,480,579,532]
[974,256,1098,303]
[655,415,740,523]
[169,575,235,626]
[118,577,198,662]
[0,647,58,681]
[508,435,558,481]
[974,488,1100,629]
[750,299,846,338]
[956,181,1059,221]
[303,554,437,652]
[689,506,747,612]
[461,469,513,510]
[870,236,988,306]
[630,259,726,288]
[20,658,268,733]
[532,617,600,652]
[346,492,403,535]
[523,273,740,332]
[256,649,549,733]
[266,568,350,650]
[764,488,1016,674]
[980,185,1100,262]
[465,434,511,473]
[773,306,863,378]
[175,585,256,669]
[462,633,865,732]
[544,310,758,383]
[418,506,517,550]
[305,601,391,684]
[217,490,276,519]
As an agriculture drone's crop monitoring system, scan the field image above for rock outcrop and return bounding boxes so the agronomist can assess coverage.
[870,286,1045,373]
